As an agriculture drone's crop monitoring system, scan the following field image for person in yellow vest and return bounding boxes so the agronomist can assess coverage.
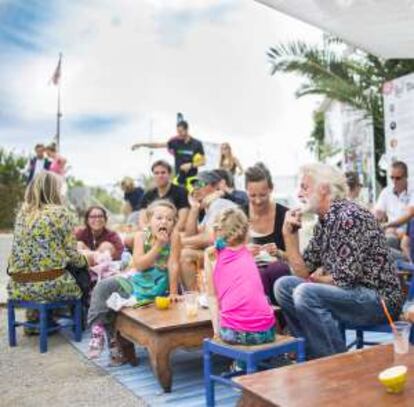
[131,120,205,190]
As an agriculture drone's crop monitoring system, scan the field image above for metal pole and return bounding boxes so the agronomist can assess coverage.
[55,53,62,152]
[56,83,62,151]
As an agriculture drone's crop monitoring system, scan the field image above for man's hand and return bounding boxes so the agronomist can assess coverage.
[188,193,201,210]
[309,268,333,285]
[283,209,302,236]
[180,162,192,173]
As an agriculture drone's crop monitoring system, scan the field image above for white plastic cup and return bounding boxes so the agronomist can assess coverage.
[393,321,411,354]
[184,291,198,318]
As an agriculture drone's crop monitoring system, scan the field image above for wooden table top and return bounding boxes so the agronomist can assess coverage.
[234,345,414,406]
[119,302,212,332]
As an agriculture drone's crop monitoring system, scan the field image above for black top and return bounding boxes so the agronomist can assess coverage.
[248,203,288,251]
[140,183,189,211]
[167,136,204,184]
[124,187,144,211]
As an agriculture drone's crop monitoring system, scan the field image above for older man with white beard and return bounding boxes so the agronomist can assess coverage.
[274,163,403,359]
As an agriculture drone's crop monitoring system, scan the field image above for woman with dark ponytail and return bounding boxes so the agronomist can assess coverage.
[245,162,290,304]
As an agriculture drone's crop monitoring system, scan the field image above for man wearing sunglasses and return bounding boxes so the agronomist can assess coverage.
[374,161,414,256]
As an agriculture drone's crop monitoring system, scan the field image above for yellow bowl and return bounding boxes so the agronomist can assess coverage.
[378,365,407,394]
[155,296,171,310]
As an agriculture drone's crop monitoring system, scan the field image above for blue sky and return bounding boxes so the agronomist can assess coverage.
[0,0,322,186]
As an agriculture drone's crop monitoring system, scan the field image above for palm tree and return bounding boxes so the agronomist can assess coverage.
[267,39,414,183]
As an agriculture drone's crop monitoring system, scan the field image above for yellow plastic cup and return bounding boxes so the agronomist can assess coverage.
[378,365,407,394]
[155,296,171,310]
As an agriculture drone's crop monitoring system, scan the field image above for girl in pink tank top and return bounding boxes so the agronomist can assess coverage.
[205,207,276,345]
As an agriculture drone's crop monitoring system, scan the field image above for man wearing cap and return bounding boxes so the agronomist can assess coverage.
[180,170,237,290]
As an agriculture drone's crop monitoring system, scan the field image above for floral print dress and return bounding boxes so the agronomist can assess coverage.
[7,205,85,302]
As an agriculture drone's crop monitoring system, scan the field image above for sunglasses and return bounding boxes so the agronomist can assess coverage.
[191,180,208,189]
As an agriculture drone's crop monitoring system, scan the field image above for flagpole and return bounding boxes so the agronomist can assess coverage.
[56,80,62,151]
[55,53,62,152]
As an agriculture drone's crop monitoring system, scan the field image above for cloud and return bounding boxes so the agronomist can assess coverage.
[0,0,60,53]
[69,114,129,134]
[152,0,239,46]
[0,0,322,186]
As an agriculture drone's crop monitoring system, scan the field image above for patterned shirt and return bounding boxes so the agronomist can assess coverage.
[303,200,403,313]
[8,205,86,274]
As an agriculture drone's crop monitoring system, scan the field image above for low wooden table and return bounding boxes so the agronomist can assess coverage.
[235,345,414,406]
[115,302,213,392]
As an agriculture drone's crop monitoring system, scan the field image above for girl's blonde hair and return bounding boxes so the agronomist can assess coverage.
[213,207,248,246]
[21,171,63,215]
[147,199,178,224]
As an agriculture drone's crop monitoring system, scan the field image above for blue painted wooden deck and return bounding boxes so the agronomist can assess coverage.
[65,329,393,406]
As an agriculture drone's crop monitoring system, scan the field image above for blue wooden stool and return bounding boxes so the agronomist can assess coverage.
[203,335,305,407]
[8,299,83,353]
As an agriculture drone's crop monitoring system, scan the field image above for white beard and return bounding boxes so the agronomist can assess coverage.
[299,194,319,215]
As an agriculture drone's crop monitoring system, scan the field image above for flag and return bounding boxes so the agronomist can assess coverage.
[50,53,62,86]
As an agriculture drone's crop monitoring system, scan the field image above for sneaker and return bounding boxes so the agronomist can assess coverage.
[87,324,105,359]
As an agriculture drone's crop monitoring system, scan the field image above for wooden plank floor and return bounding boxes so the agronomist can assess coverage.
[65,329,393,407]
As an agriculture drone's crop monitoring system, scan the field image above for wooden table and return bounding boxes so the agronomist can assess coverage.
[115,302,213,392]
[235,345,414,406]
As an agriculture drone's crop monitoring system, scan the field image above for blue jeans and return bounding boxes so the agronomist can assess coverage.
[274,276,388,359]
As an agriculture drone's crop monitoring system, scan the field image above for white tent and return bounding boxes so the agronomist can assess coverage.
[255,0,414,58]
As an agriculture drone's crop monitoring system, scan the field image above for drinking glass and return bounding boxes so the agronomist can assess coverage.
[184,291,198,318]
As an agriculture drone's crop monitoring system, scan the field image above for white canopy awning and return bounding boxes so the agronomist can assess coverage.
[255,0,414,59]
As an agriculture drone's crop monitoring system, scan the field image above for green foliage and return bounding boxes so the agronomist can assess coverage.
[91,187,122,214]
[0,149,28,230]
[66,175,85,189]
[268,38,414,185]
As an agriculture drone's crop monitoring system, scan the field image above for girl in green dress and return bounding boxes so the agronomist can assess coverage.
[87,200,181,363]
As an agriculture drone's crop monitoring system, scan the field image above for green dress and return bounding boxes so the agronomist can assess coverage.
[117,228,171,300]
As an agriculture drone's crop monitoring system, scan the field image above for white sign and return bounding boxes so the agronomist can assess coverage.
[383,72,414,190]
[324,101,376,204]
[203,141,221,171]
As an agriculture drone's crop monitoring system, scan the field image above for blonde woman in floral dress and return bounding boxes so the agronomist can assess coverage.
[7,171,89,330]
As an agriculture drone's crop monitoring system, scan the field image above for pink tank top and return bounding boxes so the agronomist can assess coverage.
[49,157,65,175]
[213,246,275,332]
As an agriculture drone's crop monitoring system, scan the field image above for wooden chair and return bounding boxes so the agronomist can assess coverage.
[8,299,83,353]
[203,335,305,407]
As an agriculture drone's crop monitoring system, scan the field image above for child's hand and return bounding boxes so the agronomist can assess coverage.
[169,293,182,302]
[155,229,170,246]
[247,244,261,256]
[262,243,278,256]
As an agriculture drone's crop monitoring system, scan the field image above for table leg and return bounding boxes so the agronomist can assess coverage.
[116,332,139,366]
[148,342,173,392]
